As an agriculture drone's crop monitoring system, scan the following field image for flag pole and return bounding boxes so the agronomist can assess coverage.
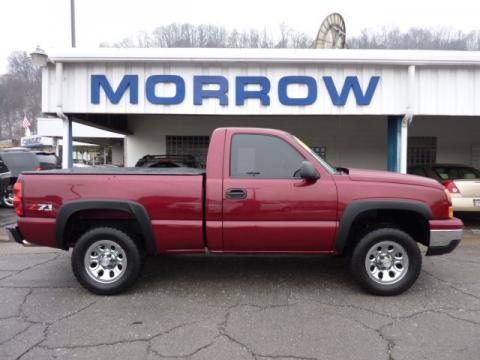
[22,113,32,137]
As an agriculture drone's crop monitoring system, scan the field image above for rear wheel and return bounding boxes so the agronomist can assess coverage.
[2,188,13,208]
[350,227,421,296]
[71,227,142,295]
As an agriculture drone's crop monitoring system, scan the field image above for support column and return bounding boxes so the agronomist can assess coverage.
[387,116,402,172]
[56,61,73,169]
[62,117,73,169]
[399,118,408,174]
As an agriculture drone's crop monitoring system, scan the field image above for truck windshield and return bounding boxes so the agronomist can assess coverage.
[293,136,336,174]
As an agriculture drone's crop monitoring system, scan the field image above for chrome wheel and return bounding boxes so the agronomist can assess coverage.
[3,191,13,207]
[84,240,127,284]
[365,240,409,285]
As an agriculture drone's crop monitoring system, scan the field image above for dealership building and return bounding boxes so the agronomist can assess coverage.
[35,48,480,171]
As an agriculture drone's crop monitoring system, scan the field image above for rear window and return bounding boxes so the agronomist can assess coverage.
[433,166,480,180]
[147,161,181,168]
[35,154,60,164]
[0,152,39,176]
[136,155,197,168]
[35,153,61,169]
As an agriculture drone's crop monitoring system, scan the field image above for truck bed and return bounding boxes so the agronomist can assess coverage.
[18,168,206,252]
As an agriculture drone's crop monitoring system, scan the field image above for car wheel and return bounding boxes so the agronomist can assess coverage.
[350,227,422,296]
[2,189,14,208]
[71,227,142,295]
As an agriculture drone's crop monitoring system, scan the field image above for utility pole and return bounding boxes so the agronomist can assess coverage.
[70,0,76,47]
[63,0,76,168]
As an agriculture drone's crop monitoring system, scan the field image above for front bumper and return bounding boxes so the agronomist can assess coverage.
[426,218,463,256]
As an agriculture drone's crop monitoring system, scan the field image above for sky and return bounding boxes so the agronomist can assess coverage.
[0,0,479,74]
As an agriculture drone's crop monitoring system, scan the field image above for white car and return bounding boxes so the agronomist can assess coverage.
[409,164,480,212]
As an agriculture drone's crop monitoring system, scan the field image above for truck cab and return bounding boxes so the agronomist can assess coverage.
[205,128,338,253]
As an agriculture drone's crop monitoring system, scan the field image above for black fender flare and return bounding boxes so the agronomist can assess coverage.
[56,200,157,255]
[336,199,432,253]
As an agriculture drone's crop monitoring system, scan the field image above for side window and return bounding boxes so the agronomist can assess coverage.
[230,134,305,179]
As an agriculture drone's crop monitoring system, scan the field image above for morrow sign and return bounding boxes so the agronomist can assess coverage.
[91,75,381,107]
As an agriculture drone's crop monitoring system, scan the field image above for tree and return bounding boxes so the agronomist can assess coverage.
[348,27,480,50]
[101,23,480,51]
[100,23,313,49]
[3,24,480,142]
[0,51,41,140]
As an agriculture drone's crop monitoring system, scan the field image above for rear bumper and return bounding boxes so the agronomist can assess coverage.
[6,224,23,244]
[5,224,37,247]
[452,196,480,212]
[426,218,463,256]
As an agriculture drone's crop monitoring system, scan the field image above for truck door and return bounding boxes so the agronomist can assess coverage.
[222,130,338,252]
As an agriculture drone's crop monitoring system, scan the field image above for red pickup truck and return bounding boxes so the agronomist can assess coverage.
[7,127,462,296]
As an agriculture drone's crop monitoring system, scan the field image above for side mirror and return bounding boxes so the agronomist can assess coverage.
[299,161,320,181]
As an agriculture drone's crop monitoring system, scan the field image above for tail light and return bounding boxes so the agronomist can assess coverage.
[444,189,452,204]
[13,182,24,217]
[35,167,42,171]
[444,189,454,218]
[443,180,461,194]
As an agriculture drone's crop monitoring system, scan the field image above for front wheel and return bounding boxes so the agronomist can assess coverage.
[71,227,142,295]
[350,227,422,296]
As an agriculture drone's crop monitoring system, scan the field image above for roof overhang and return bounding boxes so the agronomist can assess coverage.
[44,48,480,67]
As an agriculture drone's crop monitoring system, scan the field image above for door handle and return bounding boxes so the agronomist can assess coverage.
[226,188,247,199]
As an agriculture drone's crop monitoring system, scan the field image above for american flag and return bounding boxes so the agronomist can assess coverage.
[22,115,31,129]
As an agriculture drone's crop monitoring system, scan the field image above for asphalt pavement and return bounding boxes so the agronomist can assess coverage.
[1,208,480,360]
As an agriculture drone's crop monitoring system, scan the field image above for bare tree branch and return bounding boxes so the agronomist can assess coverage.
[0,51,41,140]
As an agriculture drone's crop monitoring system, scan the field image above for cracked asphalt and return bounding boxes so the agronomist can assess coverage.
[1,209,480,360]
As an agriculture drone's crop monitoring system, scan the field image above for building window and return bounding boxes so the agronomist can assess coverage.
[166,135,210,168]
[408,137,436,167]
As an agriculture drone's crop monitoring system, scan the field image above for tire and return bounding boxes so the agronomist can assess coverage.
[71,227,142,295]
[2,189,14,208]
[350,227,422,296]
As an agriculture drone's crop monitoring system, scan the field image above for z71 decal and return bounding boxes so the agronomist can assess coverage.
[29,203,53,211]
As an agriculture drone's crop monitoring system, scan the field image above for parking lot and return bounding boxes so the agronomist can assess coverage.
[0,208,479,360]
